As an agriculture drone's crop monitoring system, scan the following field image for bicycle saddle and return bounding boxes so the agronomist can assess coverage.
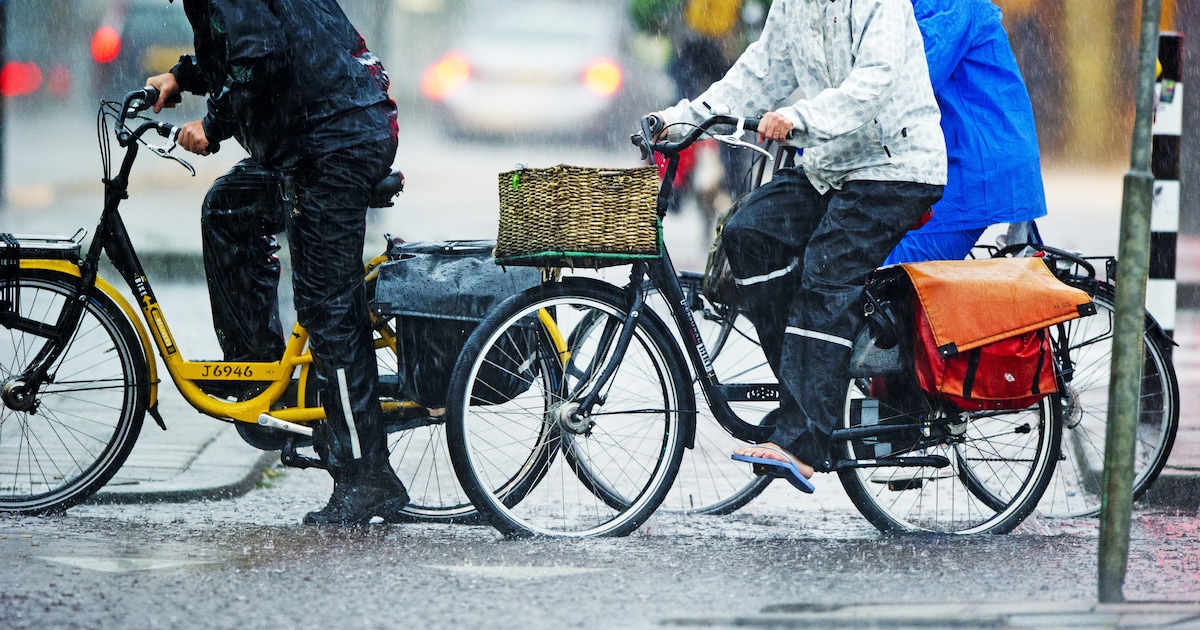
[369,170,405,208]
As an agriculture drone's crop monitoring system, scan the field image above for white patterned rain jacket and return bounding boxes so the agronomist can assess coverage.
[660,0,948,194]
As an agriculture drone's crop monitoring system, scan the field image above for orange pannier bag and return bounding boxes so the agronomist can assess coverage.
[900,257,1096,411]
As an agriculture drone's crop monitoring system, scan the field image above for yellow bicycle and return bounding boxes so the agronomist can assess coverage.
[0,88,472,520]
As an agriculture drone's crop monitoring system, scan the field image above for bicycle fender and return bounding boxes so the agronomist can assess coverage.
[18,259,162,422]
[1092,279,1178,349]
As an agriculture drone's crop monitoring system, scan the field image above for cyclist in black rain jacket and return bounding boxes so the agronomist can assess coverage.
[147,0,407,525]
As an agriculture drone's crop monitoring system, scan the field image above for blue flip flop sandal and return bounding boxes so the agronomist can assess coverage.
[731,446,816,494]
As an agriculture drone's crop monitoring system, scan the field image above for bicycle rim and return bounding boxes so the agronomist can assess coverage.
[838,380,1060,534]
[1037,286,1179,517]
[0,270,147,513]
[448,281,688,537]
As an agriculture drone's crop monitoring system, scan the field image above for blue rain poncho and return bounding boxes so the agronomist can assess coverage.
[912,0,1047,233]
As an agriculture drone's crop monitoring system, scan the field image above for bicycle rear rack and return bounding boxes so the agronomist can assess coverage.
[1,230,86,316]
[1,234,18,314]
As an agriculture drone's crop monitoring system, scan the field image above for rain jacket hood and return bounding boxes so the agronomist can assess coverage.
[661,0,947,193]
[171,0,394,163]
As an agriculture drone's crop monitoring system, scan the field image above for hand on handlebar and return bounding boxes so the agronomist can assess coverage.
[756,111,794,145]
[145,73,183,114]
[177,120,215,156]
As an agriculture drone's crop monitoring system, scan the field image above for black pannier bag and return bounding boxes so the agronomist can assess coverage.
[371,240,542,408]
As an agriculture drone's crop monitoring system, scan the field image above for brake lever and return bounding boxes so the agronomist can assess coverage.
[710,118,774,161]
[145,126,197,176]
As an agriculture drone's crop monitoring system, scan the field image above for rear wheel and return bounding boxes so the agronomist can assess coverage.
[0,269,148,514]
[378,326,477,523]
[296,278,478,523]
[837,379,1060,534]
[447,279,689,537]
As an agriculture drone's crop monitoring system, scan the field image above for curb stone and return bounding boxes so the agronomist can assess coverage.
[662,601,1200,628]
[90,426,280,505]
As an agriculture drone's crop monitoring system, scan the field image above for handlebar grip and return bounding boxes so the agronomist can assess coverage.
[141,86,160,107]
[644,114,665,138]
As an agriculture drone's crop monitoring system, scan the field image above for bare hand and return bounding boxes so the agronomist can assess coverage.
[145,73,181,114]
[177,120,211,155]
[757,111,794,144]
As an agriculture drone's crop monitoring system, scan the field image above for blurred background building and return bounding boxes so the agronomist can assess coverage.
[995,0,1178,165]
[0,0,1189,166]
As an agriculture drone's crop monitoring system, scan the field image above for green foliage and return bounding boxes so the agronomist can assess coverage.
[629,0,684,32]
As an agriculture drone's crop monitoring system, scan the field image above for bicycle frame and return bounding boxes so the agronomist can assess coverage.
[9,91,405,436]
[556,115,1041,467]
[546,117,786,445]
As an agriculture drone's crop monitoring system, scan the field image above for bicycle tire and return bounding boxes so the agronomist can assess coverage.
[648,289,773,515]
[1034,282,1179,517]
[837,379,1061,534]
[556,295,766,515]
[0,269,148,514]
[446,279,690,538]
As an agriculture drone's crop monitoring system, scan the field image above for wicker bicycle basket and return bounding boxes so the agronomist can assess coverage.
[494,164,661,268]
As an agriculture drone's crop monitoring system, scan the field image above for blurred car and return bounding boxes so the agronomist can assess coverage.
[1,3,74,101]
[420,0,659,141]
[92,0,194,100]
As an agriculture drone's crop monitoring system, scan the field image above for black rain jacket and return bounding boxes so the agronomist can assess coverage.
[171,0,395,163]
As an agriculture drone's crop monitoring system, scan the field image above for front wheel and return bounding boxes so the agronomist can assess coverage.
[0,269,148,514]
[446,279,690,537]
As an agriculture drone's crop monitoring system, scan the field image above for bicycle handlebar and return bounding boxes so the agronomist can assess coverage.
[633,114,763,157]
[115,87,220,155]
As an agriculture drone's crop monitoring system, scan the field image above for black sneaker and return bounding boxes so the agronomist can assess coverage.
[302,471,410,526]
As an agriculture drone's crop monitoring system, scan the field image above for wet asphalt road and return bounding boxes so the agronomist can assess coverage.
[1,278,1191,628]
[4,109,1196,628]
[2,463,1199,629]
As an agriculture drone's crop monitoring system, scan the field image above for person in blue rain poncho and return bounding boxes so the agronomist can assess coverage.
[884,0,1047,265]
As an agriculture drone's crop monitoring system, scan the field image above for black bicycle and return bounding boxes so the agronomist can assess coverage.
[442,115,1072,537]
[671,138,1182,521]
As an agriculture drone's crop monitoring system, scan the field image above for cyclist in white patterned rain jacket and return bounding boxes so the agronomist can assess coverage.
[650,0,947,484]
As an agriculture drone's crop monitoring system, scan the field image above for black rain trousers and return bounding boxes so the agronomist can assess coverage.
[721,167,943,470]
[201,135,397,480]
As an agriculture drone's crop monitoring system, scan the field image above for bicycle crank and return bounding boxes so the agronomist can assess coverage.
[257,413,314,437]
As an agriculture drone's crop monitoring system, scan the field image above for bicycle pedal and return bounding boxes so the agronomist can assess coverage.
[750,463,782,478]
[883,478,923,492]
[281,439,326,470]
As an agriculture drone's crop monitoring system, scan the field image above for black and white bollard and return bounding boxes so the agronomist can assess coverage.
[1150,31,1183,349]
